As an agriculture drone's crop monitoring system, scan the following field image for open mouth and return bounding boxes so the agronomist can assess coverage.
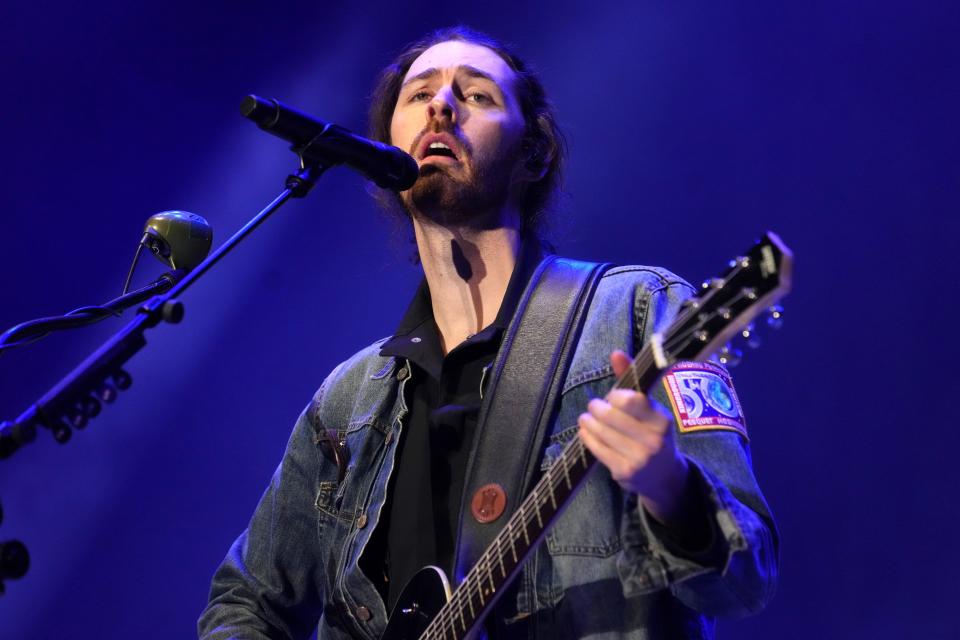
[417,133,462,163]
[422,141,458,160]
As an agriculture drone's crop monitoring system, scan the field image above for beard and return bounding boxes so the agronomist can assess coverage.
[403,139,520,230]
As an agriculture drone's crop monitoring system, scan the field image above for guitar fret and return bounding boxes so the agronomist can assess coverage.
[563,453,573,490]
[496,538,507,577]
[484,557,496,595]
[476,578,485,607]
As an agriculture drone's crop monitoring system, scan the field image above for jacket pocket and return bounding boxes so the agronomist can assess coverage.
[540,427,622,558]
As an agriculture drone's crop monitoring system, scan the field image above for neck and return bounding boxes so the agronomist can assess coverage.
[412,211,522,354]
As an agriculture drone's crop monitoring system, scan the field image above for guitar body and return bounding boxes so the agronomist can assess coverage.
[381,566,451,640]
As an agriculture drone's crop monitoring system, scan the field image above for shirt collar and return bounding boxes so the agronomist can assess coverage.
[380,236,546,364]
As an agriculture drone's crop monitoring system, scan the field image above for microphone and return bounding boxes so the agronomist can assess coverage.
[141,211,213,272]
[240,95,419,191]
[123,211,212,295]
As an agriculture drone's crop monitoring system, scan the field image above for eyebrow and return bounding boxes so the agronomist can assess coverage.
[400,64,498,89]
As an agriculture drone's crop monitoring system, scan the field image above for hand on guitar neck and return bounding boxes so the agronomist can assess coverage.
[578,350,703,539]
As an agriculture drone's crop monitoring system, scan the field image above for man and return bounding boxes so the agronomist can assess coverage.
[199,27,778,640]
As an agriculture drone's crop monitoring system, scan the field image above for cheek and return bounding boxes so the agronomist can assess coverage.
[474,115,523,158]
[390,111,415,151]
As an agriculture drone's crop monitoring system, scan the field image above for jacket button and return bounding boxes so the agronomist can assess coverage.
[397,366,409,380]
[356,513,368,529]
[356,605,371,621]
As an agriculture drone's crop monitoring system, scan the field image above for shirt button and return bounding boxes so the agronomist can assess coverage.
[397,366,409,380]
[356,513,368,529]
[356,605,371,621]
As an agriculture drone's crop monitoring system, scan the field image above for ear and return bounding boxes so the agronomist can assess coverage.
[518,134,555,183]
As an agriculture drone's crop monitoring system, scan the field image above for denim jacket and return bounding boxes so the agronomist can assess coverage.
[199,265,779,640]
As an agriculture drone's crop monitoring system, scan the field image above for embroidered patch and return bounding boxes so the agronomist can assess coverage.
[663,361,747,439]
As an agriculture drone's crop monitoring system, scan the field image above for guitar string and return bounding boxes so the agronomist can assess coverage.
[424,433,598,639]
[422,260,756,639]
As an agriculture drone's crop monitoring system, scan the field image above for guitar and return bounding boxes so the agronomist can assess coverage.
[380,232,793,640]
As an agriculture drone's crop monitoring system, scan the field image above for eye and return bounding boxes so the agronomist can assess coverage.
[465,92,492,105]
[408,90,432,103]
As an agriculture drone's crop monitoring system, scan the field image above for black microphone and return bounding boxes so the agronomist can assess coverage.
[240,95,419,191]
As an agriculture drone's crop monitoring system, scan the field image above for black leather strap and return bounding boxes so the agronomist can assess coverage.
[452,255,611,583]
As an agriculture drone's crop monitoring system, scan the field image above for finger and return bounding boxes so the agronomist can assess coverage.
[604,388,656,419]
[578,416,636,481]
[579,410,657,459]
[588,396,667,440]
[610,350,632,378]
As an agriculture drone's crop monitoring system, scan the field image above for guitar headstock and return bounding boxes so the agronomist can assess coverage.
[651,231,793,369]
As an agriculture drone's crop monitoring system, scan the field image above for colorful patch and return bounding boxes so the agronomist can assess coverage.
[662,361,747,439]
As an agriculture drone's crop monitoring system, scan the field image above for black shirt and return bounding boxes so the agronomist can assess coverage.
[362,239,542,612]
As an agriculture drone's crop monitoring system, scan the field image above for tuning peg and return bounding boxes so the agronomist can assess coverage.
[69,404,89,430]
[96,381,118,404]
[718,344,743,367]
[50,418,72,444]
[69,395,103,430]
[83,395,102,418]
[728,256,751,269]
[766,305,785,330]
[740,323,762,349]
[112,369,132,391]
[701,278,726,290]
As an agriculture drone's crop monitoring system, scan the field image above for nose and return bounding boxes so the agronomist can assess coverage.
[427,86,457,125]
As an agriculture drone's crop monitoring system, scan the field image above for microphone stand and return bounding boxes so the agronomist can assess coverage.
[0,159,328,460]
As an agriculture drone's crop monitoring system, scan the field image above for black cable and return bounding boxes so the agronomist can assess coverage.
[0,273,181,356]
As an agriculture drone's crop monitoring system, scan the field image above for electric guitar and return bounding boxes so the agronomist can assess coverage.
[380,232,793,640]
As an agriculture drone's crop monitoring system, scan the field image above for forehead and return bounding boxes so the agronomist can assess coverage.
[403,40,516,87]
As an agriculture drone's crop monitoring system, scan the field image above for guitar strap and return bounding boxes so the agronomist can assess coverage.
[452,255,612,584]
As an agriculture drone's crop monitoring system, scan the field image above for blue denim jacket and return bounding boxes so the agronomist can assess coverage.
[199,265,779,640]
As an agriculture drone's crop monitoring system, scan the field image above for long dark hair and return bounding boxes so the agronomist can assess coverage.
[367,26,566,238]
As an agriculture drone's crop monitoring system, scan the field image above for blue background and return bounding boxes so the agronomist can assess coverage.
[1,1,957,637]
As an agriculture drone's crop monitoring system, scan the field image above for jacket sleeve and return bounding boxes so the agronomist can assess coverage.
[198,407,328,640]
[615,280,780,618]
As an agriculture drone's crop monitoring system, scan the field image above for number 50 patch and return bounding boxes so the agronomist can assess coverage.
[663,361,747,440]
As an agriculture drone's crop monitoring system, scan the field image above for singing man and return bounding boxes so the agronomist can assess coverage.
[199,26,778,640]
